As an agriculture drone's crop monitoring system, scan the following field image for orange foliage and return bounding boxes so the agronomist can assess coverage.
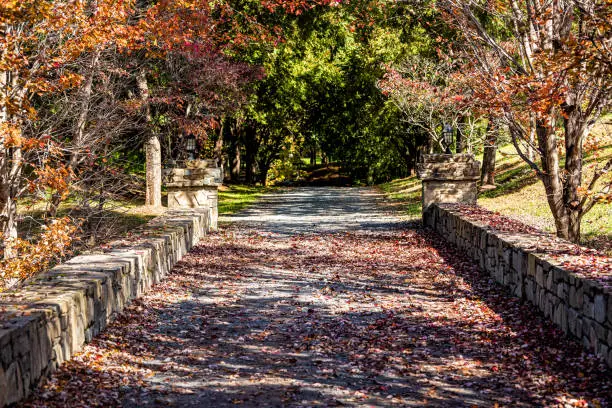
[0,218,77,290]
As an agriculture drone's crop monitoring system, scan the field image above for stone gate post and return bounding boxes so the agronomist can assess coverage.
[163,160,222,230]
[417,154,480,224]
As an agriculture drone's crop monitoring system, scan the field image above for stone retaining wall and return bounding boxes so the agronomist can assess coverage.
[0,209,212,406]
[424,204,612,368]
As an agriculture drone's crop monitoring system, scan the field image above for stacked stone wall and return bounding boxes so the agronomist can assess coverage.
[424,204,612,368]
[0,209,212,406]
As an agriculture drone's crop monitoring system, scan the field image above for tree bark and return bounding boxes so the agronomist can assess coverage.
[144,134,162,207]
[0,147,20,259]
[536,120,571,241]
[310,145,317,165]
[214,117,225,167]
[563,104,588,243]
[456,116,465,153]
[0,69,21,259]
[259,162,270,186]
[480,119,498,186]
[137,68,162,207]
[231,142,241,182]
[243,123,258,185]
[225,118,241,182]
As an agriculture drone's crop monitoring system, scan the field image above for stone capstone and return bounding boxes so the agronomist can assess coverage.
[163,160,221,230]
[417,154,481,211]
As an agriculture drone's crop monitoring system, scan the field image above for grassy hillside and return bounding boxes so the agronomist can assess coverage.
[380,144,612,253]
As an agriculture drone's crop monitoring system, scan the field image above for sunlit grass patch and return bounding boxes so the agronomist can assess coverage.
[218,185,274,215]
[477,143,612,253]
[379,176,422,219]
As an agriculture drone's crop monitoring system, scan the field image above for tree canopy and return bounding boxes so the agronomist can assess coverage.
[1,0,611,283]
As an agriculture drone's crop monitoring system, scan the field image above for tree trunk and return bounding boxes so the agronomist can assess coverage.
[528,116,536,161]
[231,143,241,182]
[0,68,21,258]
[144,134,162,207]
[456,116,465,153]
[536,120,571,241]
[480,119,498,186]
[310,145,316,165]
[137,68,162,207]
[259,162,270,186]
[0,71,14,257]
[0,147,21,259]
[0,190,18,259]
[243,123,258,185]
[225,119,241,182]
[214,117,225,166]
[563,106,587,243]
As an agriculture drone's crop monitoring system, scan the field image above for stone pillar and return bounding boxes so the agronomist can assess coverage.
[417,154,480,214]
[163,160,222,230]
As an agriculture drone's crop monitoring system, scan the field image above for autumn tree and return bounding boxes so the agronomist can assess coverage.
[0,0,132,258]
[438,0,612,242]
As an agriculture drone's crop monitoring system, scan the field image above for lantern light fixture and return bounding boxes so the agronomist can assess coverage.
[442,124,454,154]
[185,134,197,160]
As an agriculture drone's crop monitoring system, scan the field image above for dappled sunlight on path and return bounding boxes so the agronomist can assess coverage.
[22,188,611,407]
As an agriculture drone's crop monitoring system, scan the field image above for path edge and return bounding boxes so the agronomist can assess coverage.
[425,204,612,368]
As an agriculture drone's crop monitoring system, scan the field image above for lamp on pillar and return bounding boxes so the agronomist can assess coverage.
[442,124,454,154]
[185,134,197,160]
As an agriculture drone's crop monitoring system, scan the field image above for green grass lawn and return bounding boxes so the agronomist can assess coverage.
[380,144,612,253]
[17,184,273,244]
[218,184,273,215]
[478,144,612,253]
[379,177,423,220]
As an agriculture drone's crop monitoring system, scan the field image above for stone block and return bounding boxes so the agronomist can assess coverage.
[545,269,553,291]
[553,267,568,283]
[0,329,12,367]
[421,180,479,210]
[554,303,568,333]
[545,295,553,319]
[480,231,488,250]
[557,282,568,301]
[538,288,547,312]
[593,321,607,342]
[513,276,523,298]
[527,253,537,277]
[5,362,24,405]
[525,278,535,304]
[0,365,6,407]
[583,319,597,350]
[599,343,609,360]
[594,294,607,324]
[568,308,578,336]
[569,285,584,309]
[576,317,584,338]
[512,250,527,276]
[608,295,612,326]
[535,264,544,287]
[503,248,512,267]
[583,298,595,320]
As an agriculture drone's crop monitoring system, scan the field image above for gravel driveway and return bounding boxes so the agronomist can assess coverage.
[22,187,611,407]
